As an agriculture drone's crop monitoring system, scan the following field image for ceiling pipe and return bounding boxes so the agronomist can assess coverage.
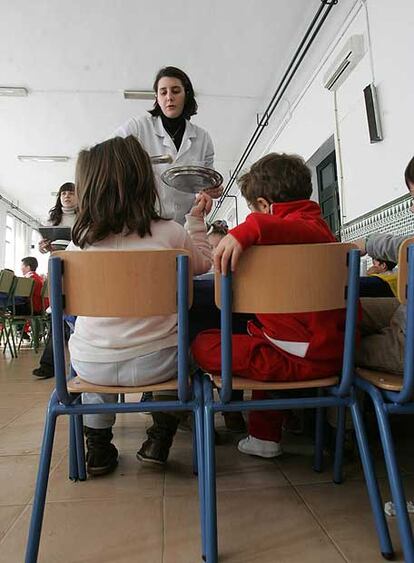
[210,0,339,221]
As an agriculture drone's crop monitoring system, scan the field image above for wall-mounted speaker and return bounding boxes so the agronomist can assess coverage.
[363,83,383,143]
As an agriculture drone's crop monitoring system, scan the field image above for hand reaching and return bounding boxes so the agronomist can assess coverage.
[214,234,243,275]
[189,192,213,218]
[203,185,223,199]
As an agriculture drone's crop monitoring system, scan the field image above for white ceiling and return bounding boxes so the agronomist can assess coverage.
[0,0,321,221]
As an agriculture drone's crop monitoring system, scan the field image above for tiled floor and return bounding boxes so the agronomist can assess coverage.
[0,349,412,562]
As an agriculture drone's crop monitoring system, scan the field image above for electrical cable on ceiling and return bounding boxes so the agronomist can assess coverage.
[210,0,340,221]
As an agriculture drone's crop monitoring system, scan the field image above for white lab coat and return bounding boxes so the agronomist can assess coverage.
[113,115,214,224]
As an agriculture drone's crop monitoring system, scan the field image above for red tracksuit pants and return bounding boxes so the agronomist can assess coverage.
[192,329,334,443]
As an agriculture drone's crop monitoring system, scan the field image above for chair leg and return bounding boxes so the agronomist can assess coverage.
[333,405,346,484]
[69,416,79,481]
[203,379,218,563]
[119,393,125,403]
[193,374,206,560]
[75,414,87,481]
[192,412,198,476]
[350,401,394,560]
[25,404,58,563]
[373,401,414,562]
[313,390,325,473]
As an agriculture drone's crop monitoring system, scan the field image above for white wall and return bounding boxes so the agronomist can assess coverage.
[233,0,414,225]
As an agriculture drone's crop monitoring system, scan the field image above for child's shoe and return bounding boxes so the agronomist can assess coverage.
[84,426,118,476]
[136,411,179,465]
[223,411,246,433]
[238,435,282,458]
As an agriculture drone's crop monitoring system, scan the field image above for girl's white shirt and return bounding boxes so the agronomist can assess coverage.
[67,215,211,363]
[113,115,214,225]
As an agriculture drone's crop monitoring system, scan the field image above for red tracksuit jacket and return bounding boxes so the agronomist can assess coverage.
[229,199,346,374]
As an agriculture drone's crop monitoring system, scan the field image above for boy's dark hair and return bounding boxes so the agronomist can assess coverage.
[149,66,198,119]
[22,257,38,271]
[238,153,312,206]
[72,136,162,248]
[49,182,76,226]
[404,156,414,189]
[374,258,397,272]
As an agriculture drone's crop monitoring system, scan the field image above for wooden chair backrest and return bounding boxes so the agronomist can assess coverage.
[0,270,15,294]
[397,237,414,304]
[13,277,34,299]
[215,242,356,314]
[52,249,192,317]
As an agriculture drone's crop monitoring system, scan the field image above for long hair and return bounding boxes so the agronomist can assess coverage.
[72,136,162,248]
[48,182,75,226]
[149,66,198,119]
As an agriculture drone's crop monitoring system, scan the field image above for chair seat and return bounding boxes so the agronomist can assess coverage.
[212,374,339,391]
[67,375,179,395]
[356,367,403,391]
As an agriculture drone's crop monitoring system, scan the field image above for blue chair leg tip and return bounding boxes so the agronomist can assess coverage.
[381,551,394,560]
[333,479,343,485]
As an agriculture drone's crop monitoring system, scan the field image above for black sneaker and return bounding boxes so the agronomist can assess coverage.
[136,437,171,465]
[85,427,118,476]
[223,412,246,433]
[32,366,54,379]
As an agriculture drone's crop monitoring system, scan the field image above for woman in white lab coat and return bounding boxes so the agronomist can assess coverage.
[114,66,221,224]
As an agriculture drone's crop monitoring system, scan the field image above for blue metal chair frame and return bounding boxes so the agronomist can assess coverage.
[355,242,414,563]
[25,253,207,562]
[201,247,394,562]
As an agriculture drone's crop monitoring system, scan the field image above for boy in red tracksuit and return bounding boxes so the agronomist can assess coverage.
[192,153,347,459]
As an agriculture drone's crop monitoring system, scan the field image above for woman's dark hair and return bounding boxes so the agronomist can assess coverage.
[148,66,198,119]
[238,153,312,206]
[72,136,162,248]
[48,182,76,226]
[404,156,414,189]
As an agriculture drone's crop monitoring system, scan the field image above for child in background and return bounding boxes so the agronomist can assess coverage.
[19,257,44,315]
[207,220,228,249]
[367,258,398,297]
[192,153,347,459]
[68,135,212,475]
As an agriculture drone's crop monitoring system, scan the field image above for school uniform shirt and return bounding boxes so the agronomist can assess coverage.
[67,215,212,363]
[229,200,348,372]
[113,115,214,225]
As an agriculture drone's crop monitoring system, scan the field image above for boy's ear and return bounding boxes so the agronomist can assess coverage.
[255,197,271,214]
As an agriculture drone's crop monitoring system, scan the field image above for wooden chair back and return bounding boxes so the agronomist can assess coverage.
[397,237,414,304]
[52,249,193,317]
[0,269,15,295]
[215,242,357,313]
[13,277,34,299]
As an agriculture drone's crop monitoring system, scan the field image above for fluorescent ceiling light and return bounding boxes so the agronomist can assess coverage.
[123,90,154,100]
[0,87,28,97]
[17,155,70,163]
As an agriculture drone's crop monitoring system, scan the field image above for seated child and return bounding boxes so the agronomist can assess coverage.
[367,257,398,297]
[192,153,348,458]
[207,220,228,249]
[67,135,212,476]
[17,257,44,315]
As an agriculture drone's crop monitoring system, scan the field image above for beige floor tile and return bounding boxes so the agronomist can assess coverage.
[164,487,345,563]
[47,451,164,502]
[0,456,47,506]
[0,407,29,429]
[0,414,67,456]
[0,506,26,541]
[0,498,164,563]
[165,440,288,498]
[296,479,409,562]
